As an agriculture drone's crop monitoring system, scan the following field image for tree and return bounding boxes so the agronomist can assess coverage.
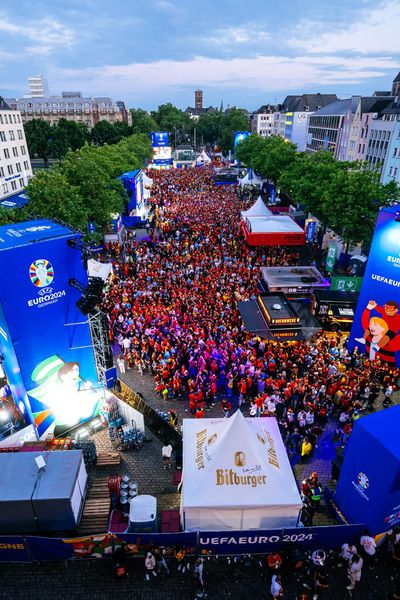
[91,121,119,146]
[219,108,250,155]
[24,119,53,166]
[195,112,223,147]
[26,170,88,230]
[321,164,400,250]
[55,118,89,151]
[253,135,297,184]
[130,108,159,135]
[151,103,192,145]
[236,134,268,170]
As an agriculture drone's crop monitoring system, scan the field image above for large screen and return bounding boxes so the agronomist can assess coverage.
[0,220,105,439]
[348,205,400,366]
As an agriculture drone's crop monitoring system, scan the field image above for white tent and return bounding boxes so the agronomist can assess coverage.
[241,196,273,220]
[181,411,302,531]
[245,215,304,234]
[238,169,265,188]
[87,258,113,281]
[196,150,212,165]
[143,171,153,199]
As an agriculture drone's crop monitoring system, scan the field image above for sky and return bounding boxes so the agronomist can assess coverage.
[1,0,400,111]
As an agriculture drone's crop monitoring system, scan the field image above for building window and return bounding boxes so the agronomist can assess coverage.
[11,180,17,190]
[7,165,13,175]
[20,146,26,155]
[4,148,10,159]
[9,131,15,141]
[2,183,8,194]
[19,178,24,188]
[0,131,6,142]
[17,130,23,140]
[0,166,4,177]
[24,160,29,170]
[15,162,21,172]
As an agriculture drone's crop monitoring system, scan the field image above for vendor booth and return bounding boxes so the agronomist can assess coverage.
[240,196,272,220]
[196,150,212,166]
[335,406,400,535]
[181,411,302,531]
[242,215,305,246]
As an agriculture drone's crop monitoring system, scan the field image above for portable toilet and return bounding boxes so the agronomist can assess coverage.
[127,494,157,533]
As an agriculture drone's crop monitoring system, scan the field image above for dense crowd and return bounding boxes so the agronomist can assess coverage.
[102,168,398,450]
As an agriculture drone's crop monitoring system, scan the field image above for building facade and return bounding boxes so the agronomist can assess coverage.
[6,91,132,127]
[381,114,400,185]
[28,75,50,98]
[274,94,337,151]
[251,104,276,138]
[0,97,33,202]
[306,99,351,158]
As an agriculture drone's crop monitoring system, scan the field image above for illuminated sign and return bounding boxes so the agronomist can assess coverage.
[234,131,250,149]
[153,146,172,160]
[348,205,400,366]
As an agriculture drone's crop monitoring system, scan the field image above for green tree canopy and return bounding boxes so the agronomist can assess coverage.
[219,108,250,155]
[24,119,53,166]
[130,108,159,135]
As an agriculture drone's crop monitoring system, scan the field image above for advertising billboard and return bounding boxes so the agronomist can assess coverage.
[0,220,105,439]
[234,131,250,150]
[150,132,169,147]
[348,205,400,366]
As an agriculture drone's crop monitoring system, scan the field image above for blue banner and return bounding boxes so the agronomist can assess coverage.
[150,132,169,147]
[0,220,104,440]
[27,534,113,561]
[0,537,31,563]
[198,525,364,555]
[348,205,400,366]
[306,220,316,243]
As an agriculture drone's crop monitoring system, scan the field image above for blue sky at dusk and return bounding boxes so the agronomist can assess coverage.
[1,0,399,110]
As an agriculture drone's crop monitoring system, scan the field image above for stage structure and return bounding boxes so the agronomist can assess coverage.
[0,220,106,444]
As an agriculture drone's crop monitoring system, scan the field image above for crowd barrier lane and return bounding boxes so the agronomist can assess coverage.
[0,524,365,563]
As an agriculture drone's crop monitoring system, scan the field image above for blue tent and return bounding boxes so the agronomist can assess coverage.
[335,406,400,534]
[0,190,29,209]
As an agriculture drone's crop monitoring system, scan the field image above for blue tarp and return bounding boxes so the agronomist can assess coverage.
[335,405,400,534]
[0,190,29,209]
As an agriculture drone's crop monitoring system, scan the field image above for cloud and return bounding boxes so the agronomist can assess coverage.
[0,13,75,50]
[53,54,398,98]
[288,0,400,54]
[205,25,270,45]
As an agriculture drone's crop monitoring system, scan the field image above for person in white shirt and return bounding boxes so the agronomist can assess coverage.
[270,574,283,599]
[340,543,357,562]
[347,554,363,590]
[360,532,376,558]
[116,355,126,374]
[162,442,173,469]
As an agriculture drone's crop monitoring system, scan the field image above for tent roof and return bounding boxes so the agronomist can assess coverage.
[241,197,272,219]
[196,150,211,164]
[354,405,400,457]
[245,215,304,233]
[182,411,301,509]
[238,169,265,186]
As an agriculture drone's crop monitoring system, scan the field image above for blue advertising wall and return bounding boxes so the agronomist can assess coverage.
[335,406,400,535]
[118,170,142,212]
[348,204,400,366]
[0,220,104,439]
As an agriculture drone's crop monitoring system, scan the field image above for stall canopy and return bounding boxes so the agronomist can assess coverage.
[240,196,272,220]
[238,169,265,188]
[196,150,212,165]
[181,410,302,531]
[242,215,306,246]
[335,406,400,535]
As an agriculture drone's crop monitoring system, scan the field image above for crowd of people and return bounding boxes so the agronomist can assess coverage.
[102,167,398,456]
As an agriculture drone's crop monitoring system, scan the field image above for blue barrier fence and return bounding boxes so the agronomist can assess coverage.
[0,523,364,563]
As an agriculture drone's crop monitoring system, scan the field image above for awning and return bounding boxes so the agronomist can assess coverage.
[0,190,29,209]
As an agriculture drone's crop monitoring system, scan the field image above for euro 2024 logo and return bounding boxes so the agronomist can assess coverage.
[29,259,54,295]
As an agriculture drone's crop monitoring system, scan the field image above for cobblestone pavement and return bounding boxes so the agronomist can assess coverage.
[0,547,397,599]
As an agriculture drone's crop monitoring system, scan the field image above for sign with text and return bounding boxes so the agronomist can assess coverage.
[330,276,363,292]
